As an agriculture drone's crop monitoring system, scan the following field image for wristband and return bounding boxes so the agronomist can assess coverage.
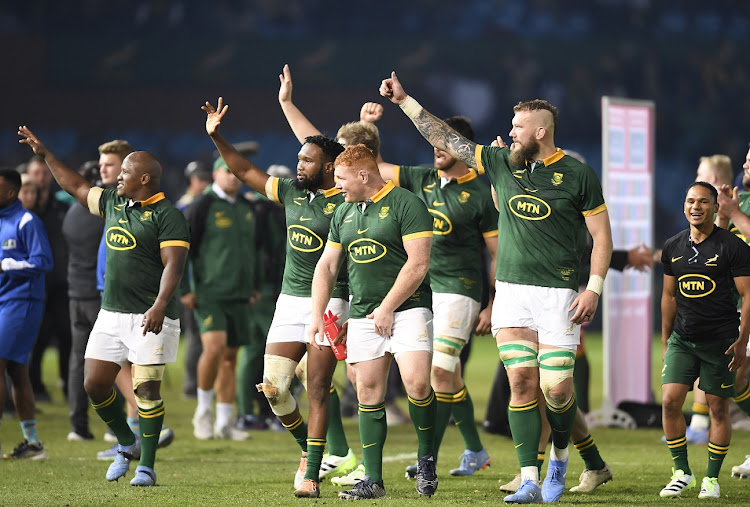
[586,274,605,296]
[399,96,423,119]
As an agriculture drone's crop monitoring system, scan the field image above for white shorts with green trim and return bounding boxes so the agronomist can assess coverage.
[266,294,349,345]
[85,309,180,366]
[492,281,581,347]
[432,292,480,341]
[346,307,433,363]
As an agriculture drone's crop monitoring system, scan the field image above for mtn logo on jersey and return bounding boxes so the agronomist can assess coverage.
[678,274,716,298]
[106,227,137,250]
[348,238,387,263]
[429,209,452,235]
[323,203,337,215]
[287,225,323,253]
[508,195,551,220]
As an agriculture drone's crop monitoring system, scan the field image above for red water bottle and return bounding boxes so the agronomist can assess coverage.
[324,310,347,360]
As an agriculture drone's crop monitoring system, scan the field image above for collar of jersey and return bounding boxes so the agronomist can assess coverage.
[369,180,395,203]
[542,148,565,166]
[320,186,341,198]
[438,168,477,185]
[131,192,165,208]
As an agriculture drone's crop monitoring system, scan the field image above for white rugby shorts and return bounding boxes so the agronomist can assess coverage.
[492,281,581,347]
[85,309,180,366]
[346,307,433,363]
[266,294,349,345]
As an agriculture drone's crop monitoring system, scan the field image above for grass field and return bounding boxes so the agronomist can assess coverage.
[2,333,750,505]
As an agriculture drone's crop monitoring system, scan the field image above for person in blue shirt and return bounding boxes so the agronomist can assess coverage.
[0,168,54,460]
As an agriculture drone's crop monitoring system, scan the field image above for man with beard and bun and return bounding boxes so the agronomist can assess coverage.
[659,182,750,499]
[19,127,189,487]
[202,97,353,498]
[380,73,613,504]
[310,144,437,500]
[716,144,750,480]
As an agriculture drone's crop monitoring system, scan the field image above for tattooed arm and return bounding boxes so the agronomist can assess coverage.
[380,71,478,168]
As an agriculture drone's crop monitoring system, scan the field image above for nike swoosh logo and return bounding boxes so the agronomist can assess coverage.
[671,256,683,262]
[118,219,127,223]
[417,426,432,431]
[300,217,313,221]
[432,201,445,207]
[357,228,369,234]
[362,443,377,448]
[514,443,523,449]
[104,419,115,425]
[722,383,734,389]
[142,433,157,438]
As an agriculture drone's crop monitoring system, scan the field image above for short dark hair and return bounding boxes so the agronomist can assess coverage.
[304,135,345,165]
[444,116,475,142]
[0,168,22,192]
[687,181,718,203]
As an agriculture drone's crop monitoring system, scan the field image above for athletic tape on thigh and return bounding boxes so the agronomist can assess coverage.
[432,335,466,372]
[538,349,576,401]
[132,364,165,409]
[497,340,538,368]
[257,354,298,416]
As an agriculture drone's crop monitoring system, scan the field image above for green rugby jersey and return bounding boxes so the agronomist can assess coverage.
[394,166,498,301]
[327,181,433,319]
[268,177,348,299]
[728,192,750,245]
[183,187,256,301]
[475,146,606,290]
[91,188,190,319]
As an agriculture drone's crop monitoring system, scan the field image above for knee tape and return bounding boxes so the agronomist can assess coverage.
[538,350,576,405]
[432,335,466,372]
[257,354,298,416]
[132,364,164,410]
[296,353,308,391]
[498,340,538,369]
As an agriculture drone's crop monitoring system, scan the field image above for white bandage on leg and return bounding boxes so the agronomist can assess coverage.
[296,353,308,391]
[432,335,467,372]
[257,354,298,417]
[131,364,165,409]
[538,349,576,408]
[497,340,539,369]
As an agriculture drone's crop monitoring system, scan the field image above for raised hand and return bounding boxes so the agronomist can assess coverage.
[18,126,50,158]
[360,102,383,123]
[202,97,229,137]
[379,71,407,105]
[278,64,293,104]
[490,135,508,148]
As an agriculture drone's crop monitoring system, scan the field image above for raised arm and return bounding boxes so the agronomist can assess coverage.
[718,185,750,240]
[18,126,93,207]
[202,97,270,194]
[380,72,478,169]
[278,64,322,144]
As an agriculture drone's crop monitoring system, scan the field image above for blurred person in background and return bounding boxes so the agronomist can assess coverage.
[25,155,71,404]
[62,160,104,442]
[0,168,54,460]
